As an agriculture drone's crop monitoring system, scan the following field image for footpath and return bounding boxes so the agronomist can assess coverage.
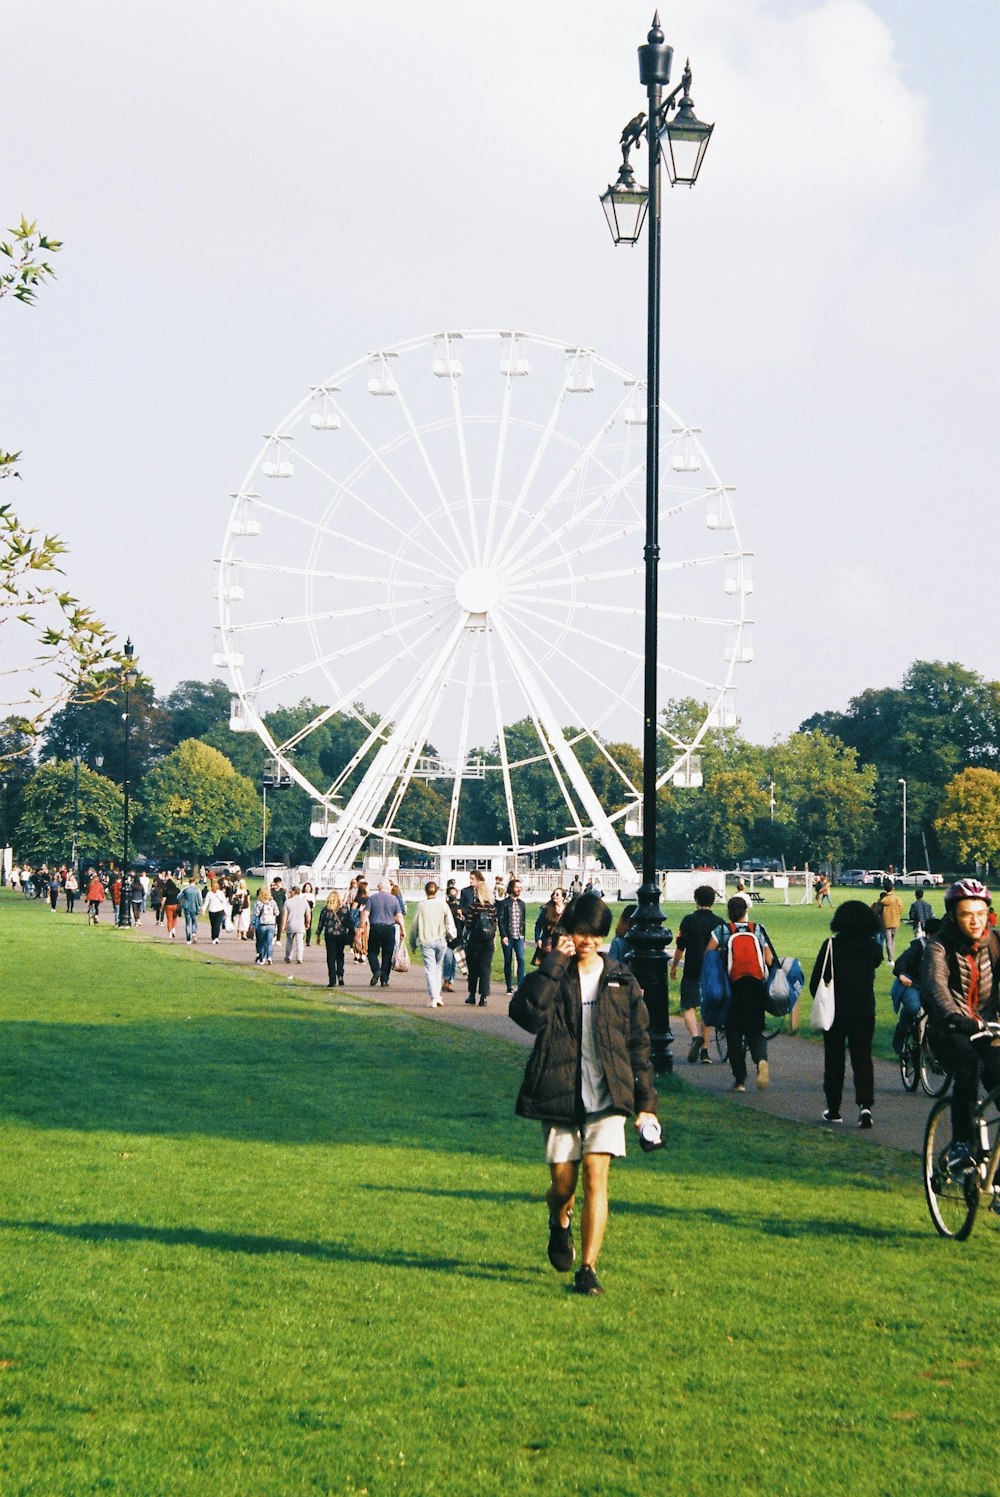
[166,921,930,1156]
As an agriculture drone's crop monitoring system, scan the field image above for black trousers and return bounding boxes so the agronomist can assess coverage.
[823,1008,875,1111]
[368,923,397,984]
[466,939,494,1002]
[930,1029,1000,1148]
[725,977,768,1084]
[325,933,348,983]
[208,909,225,940]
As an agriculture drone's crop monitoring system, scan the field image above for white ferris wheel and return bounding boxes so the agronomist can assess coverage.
[215,330,752,887]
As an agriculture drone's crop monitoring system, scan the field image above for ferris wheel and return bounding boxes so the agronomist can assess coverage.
[215,330,751,887]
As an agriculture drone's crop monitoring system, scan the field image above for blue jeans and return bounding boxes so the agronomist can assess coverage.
[183,909,199,941]
[256,924,275,962]
[502,937,525,992]
[443,946,456,983]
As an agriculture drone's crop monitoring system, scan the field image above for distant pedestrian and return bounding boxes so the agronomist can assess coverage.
[283,885,311,964]
[301,881,317,947]
[252,886,279,965]
[876,879,903,962]
[670,884,719,1064]
[204,883,228,943]
[85,870,104,923]
[705,896,774,1093]
[162,876,181,939]
[464,880,497,1007]
[498,877,527,997]
[64,870,78,914]
[178,876,203,944]
[366,878,405,988]
[410,880,457,1006]
[908,887,934,934]
[534,889,567,964]
[810,900,882,1128]
[317,891,350,986]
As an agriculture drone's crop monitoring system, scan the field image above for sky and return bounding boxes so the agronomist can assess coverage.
[3,0,999,751]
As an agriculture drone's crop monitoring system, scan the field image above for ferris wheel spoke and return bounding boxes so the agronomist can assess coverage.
[251,494,449,578]
[503,510,643,585]
[297,407,472,576]
[236,559,450,590]
[446,632,480,846]
[227,593,449,634]
[485,364,518,562]
[484,630,520,850]
[503,597,644,664]
[490,379,570,559]
[498,404,633,573]
[505,562,642,594]
[388,379,477,571]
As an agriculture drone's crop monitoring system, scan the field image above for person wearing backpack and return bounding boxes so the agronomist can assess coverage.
[705,895,774,1092]
[464,881,498,1007]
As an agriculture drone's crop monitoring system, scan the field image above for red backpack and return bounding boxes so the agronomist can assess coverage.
[726,921,767,982]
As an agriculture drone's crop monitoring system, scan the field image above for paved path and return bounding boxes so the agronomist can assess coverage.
[145,920,930,1154]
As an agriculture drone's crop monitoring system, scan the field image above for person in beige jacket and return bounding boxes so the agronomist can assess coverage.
[877,879,904,962]
[410,881,458,1007]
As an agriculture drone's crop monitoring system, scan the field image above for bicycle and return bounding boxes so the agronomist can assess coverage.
[899,1009,952,1097]
[923,1022,1000,1239]
[712,1009,795,1064]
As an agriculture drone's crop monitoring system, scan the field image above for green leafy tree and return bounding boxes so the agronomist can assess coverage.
[41,679,168,787]
[15,760,123,867]
[762,732,875,866]
[136,740,260,865]
[0,218,129,764]
[934,768,1000,870]
[159,679,232,750]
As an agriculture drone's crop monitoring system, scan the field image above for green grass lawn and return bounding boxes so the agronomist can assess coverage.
[1,890,993,1495]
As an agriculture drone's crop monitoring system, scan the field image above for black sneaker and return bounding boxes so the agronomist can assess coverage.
[687,1036,702,1064]
[547,1210,575,1272]
[573,1264,605,1296]
[699,1048,712,1065]
[943,1141,975,1176]
[858,1106,873,1130]
[822,1109,843,1124]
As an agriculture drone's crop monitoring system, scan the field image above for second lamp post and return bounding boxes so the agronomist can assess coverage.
[600,13,713,1071]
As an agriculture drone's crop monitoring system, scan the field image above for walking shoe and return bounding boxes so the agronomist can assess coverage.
[732,1082,746,1093]
[687,1037,703,1064]
[699,1048,712,1065]
[465,996,476,1006]
[442,982,454,993]
[756,1059,770,1090]
[822,1109,843,1123]
[507,989,514,998]
[478,998,488,1006]
[547,1209,575,1272]
[369,975,379,987]
[573,1264,605,1296]
[858,1106,873,1130]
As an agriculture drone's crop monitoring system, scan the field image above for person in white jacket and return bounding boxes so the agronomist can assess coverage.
[410,881,458,1007]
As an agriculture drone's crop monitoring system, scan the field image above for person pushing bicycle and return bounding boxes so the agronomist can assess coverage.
[921,879,1000,1169]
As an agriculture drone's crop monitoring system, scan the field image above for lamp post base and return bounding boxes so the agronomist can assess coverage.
[629,879,673,1075]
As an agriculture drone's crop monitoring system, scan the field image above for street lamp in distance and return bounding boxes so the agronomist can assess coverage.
[117,639,138,927]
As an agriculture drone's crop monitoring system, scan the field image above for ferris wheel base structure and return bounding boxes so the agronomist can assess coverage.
[217,331,751,895]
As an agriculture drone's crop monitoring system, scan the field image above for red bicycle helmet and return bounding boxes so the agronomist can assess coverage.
[944,877,992,910]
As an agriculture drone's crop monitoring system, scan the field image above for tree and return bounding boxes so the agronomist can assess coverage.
[41,680,169,787]
[15,760,123,867]
[1,218,129,765]
[763,732,875,866]
[934,769,1000,871]
[159,679,232,750]
[136,740,260,865]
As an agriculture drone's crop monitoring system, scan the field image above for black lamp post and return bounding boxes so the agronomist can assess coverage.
[600,14,713,1072]
[117,639,137,927]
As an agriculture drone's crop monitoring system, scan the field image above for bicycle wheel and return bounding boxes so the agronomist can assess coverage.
[923,1098,979,1240]
[899,1030,919,1092]
[713,1025,728,1063]
[919,1028,952,1099]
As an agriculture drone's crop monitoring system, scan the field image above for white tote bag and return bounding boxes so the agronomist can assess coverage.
[810,938,836,1031]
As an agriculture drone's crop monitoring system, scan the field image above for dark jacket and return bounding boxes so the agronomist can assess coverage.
[809,933,882,1019]
[921,925,1000,1035]
[893,936,926,987]
[509,950,657,1125]
[497,897,526,940]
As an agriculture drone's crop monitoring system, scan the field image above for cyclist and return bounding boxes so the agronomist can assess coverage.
[891,916,941,1055]
[921,879,1000,1169]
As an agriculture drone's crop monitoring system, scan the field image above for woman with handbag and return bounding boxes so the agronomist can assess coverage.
[809,900,883,1127]
[533,888,567,964]
[464,883,498,1007]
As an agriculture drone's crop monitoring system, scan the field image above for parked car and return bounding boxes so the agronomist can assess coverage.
[861,870,886,886]
[840,869,867,886]
[898,869,944,888]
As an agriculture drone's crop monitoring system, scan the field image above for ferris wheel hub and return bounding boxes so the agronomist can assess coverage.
[455,565,503,615]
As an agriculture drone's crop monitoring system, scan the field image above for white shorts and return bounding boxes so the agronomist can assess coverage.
[543,1114,627,1164]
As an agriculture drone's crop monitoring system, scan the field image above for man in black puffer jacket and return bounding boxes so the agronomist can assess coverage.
[509,892,658,1296]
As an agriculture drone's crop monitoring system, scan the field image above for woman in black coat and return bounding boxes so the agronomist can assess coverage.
[809,900,883,1128]
[509,892,658,1296]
